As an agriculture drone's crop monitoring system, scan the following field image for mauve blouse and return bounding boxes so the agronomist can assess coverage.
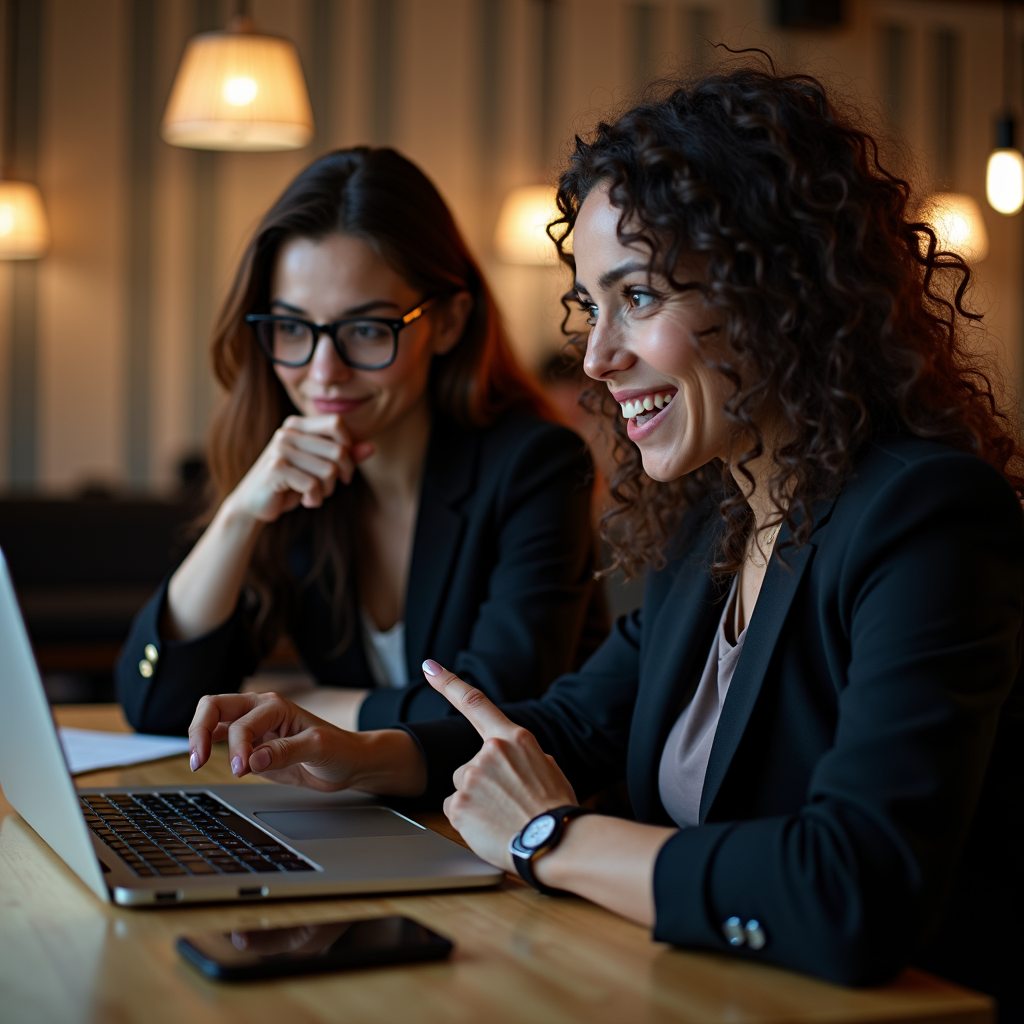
[657,578,747,828]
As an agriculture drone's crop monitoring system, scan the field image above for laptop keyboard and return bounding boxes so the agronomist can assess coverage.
[79,791,316,877]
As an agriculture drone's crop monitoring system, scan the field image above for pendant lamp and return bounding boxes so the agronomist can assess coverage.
[162,14,314,152]
[494,185,563,265]
[986,1,1024,215]
[919,192,989,264]
[0,180,50,259]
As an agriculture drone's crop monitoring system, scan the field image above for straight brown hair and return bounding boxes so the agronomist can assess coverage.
[206,147,551,653]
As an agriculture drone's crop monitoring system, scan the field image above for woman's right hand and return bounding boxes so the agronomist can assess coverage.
[187,692,427,797]
[226,414,375,524]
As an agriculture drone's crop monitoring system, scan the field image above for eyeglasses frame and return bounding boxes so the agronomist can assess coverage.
[245,297,433,370]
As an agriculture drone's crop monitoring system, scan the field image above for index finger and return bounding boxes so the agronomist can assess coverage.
[188,693,266,769]
[420,660,518,739]
[283,414,352,445]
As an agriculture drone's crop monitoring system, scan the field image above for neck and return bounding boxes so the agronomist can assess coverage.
[727,432,786,532]
[358,395,432,507]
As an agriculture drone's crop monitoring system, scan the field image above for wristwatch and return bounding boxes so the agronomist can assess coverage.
[509,805,593,896]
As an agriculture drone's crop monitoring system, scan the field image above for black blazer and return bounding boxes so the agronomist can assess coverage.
[405,436,1023,1014]
[118,412,605,735]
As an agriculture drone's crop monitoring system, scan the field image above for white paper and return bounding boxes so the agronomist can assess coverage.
[58,727,191,775]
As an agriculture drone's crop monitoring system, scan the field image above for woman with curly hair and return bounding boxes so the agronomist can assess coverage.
[188,67,1023,1014]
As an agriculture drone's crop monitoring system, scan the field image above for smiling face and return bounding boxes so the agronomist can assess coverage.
[269,233,463,443]
[574,187,735,483]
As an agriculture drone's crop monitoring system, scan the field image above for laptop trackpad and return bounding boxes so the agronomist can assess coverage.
[255,807,425,841]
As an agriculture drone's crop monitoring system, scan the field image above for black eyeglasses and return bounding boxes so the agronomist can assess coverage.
[245,298,432,370]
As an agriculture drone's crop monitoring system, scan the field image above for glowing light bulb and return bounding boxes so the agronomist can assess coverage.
[0,181,50,258]
[494,185,564,264]
[986,148,1024,215]
[919,192,989,263]
[222,76,258,106]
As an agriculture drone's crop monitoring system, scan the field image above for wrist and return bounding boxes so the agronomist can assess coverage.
[510,806,593,894]
[530,811,597,892]
[347,729,426,798]
[216,492,266,538]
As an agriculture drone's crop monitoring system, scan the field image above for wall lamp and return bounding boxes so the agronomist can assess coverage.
[0,180,49,260]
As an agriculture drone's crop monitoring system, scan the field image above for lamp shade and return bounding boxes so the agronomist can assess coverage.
[986,148,1024,215]
[162,25,314,151]
[0,181,50,259]
[494,185,562,265]
[918,192,989,264]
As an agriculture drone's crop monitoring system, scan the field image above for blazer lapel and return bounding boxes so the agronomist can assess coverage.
[629,516,726,823]
[403,416,478,678]
[698,532,817,822]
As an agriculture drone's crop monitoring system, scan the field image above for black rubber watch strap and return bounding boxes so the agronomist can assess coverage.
[509,805,593,896]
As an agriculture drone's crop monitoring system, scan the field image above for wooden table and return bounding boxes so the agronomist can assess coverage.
[0,705,992,1024]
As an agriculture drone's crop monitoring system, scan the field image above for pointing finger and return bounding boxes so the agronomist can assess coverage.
[188,693,265,770]
[421,660,518,740]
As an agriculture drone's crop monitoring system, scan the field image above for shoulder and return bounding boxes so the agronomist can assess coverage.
[476,410,589,461]
[838,435,1021,520]
[428,410,593,512]
[823,435,1024,566]
[473,411,593,492]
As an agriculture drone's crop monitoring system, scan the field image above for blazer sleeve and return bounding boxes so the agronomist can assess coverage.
[116,576,261,735]
[651,453,1024,986]
[402,608,643,807]
[360,423,602,728]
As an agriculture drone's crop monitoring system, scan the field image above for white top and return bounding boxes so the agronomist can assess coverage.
[360,609,410,689]
[658,578,747,828]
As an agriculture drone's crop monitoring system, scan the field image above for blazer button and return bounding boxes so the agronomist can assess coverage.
[144,644,159,664]
[138,659,154,679]
[722,916,746,946]
[745,920,767,950]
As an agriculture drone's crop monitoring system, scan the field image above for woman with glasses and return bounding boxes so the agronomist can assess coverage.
[118,147,604,736]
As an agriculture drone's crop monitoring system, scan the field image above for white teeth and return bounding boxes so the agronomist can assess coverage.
[619,393,674,419]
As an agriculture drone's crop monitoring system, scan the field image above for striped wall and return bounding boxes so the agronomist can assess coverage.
[0,0,1019,492]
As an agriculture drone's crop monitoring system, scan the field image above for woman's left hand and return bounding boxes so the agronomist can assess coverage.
[420,659,577,872]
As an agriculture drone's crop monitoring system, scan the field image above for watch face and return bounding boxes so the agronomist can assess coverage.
[521,814,557,850]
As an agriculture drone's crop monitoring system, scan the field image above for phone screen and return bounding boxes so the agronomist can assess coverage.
[177,916,453,981]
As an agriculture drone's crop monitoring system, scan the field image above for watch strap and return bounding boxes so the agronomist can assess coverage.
[510,805,592,896]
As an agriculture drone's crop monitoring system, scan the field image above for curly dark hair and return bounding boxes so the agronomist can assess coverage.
[553,57,1024,577]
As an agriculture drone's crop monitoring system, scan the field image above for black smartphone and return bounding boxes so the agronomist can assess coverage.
[176,916,454,981]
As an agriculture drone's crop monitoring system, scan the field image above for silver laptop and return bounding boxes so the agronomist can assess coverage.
[0,549,502,906]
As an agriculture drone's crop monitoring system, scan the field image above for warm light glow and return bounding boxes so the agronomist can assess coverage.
[986,148,1024,215]
[222,75,258,106]
[494,185,564,265]
[0,181,50,259]
[162,28,313,151]
[918,192,989,263]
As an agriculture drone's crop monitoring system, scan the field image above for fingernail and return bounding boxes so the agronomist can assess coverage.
[422,659,442,676]
[190,749,199,772]
[250,748,271,772]
[231,755,243,776]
